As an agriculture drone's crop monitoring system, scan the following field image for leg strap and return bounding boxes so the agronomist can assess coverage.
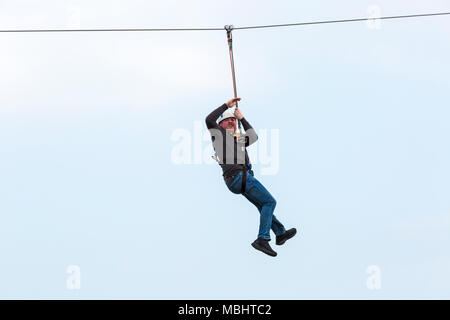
[241,165,248,194]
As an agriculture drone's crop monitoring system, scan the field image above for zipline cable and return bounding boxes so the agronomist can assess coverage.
[0,12,449,33]
[0,27,223,33]
[234,12,450,30]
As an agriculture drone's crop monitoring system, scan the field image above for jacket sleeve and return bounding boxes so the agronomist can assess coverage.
[240,117,258,147]
[205,103,228,129]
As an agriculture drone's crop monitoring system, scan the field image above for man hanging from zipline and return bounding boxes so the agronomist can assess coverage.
[205,97,296,257]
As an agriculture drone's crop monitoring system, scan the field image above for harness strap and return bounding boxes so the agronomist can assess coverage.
[241,165,248,194]
[241,162,251,194]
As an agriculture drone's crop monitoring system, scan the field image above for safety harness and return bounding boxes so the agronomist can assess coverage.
[241,161,249,194]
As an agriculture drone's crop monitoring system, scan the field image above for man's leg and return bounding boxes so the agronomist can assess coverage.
[243,193,286,236]
[243,174,283,240]
[271,215,286,237]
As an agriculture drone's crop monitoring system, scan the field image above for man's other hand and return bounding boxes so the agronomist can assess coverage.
[226,97,241,108]
[234,107,244,120]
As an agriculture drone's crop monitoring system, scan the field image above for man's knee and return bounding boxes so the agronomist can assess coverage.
[265,197,276,208]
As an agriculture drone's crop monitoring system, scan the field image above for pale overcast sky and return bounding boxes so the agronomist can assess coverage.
[1,0,450,299]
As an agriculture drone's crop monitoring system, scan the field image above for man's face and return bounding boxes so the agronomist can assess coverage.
[219,117,237,131]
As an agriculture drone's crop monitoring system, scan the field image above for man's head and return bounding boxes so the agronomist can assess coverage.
[218,109,237,131]
[219,117,237,131]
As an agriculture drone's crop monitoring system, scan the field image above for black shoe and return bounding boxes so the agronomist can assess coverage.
[276,228,297,245]
[251,238,277,257]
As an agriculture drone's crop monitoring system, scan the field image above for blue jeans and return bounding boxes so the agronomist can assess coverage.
[225,170,286,240]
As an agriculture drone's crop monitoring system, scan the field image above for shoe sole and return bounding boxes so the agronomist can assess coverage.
[276,229,297,246]
[251,242,277,257]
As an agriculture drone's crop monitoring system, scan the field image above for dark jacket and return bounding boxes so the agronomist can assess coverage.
[205,103,258,178]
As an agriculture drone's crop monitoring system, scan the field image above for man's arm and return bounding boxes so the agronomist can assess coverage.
[205,98,241,129]
[241,118,258,147]
[234,107,258,146]
[205,104,228,129]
